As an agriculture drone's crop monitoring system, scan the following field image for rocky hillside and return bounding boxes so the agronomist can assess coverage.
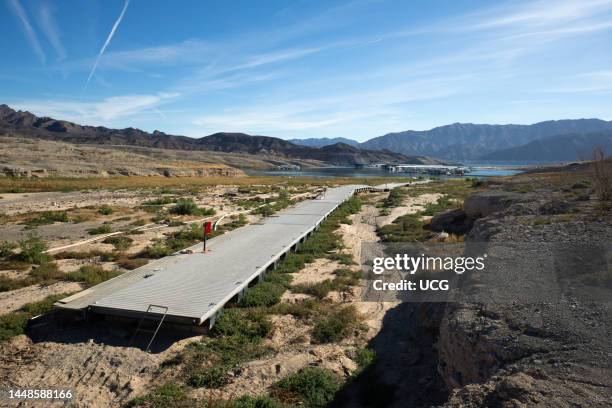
[0,104,428,167]
[478,131,612,162]
[426,164,612,406]
[0,136,244,178]
[360,119,612,160]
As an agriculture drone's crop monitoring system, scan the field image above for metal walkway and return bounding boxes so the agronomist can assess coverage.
[55,183,408,326]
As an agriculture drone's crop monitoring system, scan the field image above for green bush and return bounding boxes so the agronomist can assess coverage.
[23,211,69,227]
[142,241,175,258]
[312,305,360,344]
[0,312,29,341]
[170,199,216,216]
[293,279,336,300]
[126,383,193,407]
[116,257,148,270]
[272,367,341,408]
[17,234,50,264]
[354,348,376,370]
[0,293,73,341]
[376,213,432,242]
[29,262,63,281]
[20,293,68,315]
[188,364,232,388]
[382,187,406,208]
[234,395,286,408]
[67,265,121,286]
[240,281,285,307]
[0,241,17,258]
[212,309,272,340]
[98,205,114,215]
[87,224,112,235]
[103,235,133,251]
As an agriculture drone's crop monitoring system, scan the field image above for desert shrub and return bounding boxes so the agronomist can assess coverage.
[103,235,133,252]
[269,299,325,320]
[212,308,272,340]
[292,279,336,300]
[234,395,285,408]
[126,383,194,408]
[98,205,114,215]
[17,234,50,264]
[0,241,17,258]
[0,293,72,341]
[354,348,376,370]
[20,293,68,315]
[421,195,454,216]
[141,241,175,258]
[328,252,355,265]
[0,312,29,341]
[185,334,272,389]
[67,265,121,286]
[29,262,63,281]
[377,213,432,242]
[312,305,360,344]
[382,187,406,208]
[53,249,108,259]
[87,224,112,235]
[170,199,216,216]
[170,199,199,215]
[116,257,148,270]
[188,364,232,388]
[0,276,35,292]
[272,367,341,408]
[240,281,285,307]
[23,211,69,227]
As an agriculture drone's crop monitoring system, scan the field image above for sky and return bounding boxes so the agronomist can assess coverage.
[1,0,612,141]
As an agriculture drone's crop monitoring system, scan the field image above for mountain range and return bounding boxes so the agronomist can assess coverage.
[358,120,612,161]
[288,137,360,148]
[0,105,437,167]
[289,120,612,161]
[478,131,612,162]
[2,104,610,164]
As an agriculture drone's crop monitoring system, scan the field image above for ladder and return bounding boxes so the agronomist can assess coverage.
[129,304,169,352]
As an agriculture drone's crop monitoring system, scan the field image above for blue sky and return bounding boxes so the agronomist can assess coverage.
[1,0,612,141]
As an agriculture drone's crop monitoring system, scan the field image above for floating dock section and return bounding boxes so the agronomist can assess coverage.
[55,183,407,328]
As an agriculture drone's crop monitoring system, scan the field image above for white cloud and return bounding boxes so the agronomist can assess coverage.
[6,0,46,63]
[10,92,179,124]
[36,2,65,61]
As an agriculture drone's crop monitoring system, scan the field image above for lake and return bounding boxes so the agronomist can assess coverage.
[247,165,524,179]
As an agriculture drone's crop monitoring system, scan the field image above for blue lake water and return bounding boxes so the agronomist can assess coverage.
[247,166,523,179]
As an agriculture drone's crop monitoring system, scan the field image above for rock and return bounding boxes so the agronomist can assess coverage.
[464,191,526,218]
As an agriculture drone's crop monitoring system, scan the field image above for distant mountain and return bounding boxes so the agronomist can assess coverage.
[0,104,431,167]
[478,132,612,162]
[360,120,612,160]
[289,137,359,148]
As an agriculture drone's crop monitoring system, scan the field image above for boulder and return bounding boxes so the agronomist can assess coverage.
[464,191,524,218]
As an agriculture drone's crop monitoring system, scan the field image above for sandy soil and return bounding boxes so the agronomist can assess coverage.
[376,193,443,226]
[0,332,198,408]
[0,281,84,315]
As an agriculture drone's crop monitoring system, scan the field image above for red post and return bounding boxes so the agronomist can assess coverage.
[203,221,212,252]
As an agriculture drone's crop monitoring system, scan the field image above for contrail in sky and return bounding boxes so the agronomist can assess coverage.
[86,0,130,86]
